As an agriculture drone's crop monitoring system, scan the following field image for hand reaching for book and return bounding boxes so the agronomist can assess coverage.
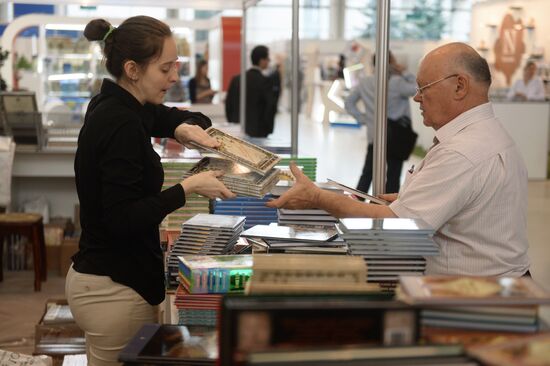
[181,170,236,199]
[175,124,221,149]
[266,163,321,209]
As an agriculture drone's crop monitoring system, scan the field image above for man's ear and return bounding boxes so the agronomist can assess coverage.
[454,75,468,100]
[123,60,140,81]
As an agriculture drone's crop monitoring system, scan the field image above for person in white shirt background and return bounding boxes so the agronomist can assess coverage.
[268,42,530,278]
[507,61,546,101]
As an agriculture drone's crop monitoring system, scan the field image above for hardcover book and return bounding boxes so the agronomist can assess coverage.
[399,276,550,306]
[189,127,281,175]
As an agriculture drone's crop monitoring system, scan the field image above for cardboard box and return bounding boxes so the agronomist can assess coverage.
[46,245,60,275]
[60,237,79,275]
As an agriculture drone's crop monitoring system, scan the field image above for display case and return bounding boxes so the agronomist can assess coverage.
[1,14,219,122]
[42,28,107,123]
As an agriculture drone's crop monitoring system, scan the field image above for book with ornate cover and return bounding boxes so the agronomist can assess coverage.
[399,276,550,306]
[467,333,550,366]
[189,127,281,175]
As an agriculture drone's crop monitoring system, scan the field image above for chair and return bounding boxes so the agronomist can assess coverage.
[0,213,47,291]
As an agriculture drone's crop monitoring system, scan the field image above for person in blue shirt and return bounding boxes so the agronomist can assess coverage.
[345,51,417,193]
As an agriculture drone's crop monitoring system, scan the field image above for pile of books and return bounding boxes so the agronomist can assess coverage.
[277,208,337,227]
[34,299,85,360]
[182,157,280,198]
[398,275,550,335]
[278,156,317,181]
[213,196,278,229]
[188,127,281,198]
[161,158,211,229]
[178,254,253,294]
[241,223,346,254]
[247,254,378,294]
[174,285,222,327]
[337,218,437,290]
[166,214,246,288]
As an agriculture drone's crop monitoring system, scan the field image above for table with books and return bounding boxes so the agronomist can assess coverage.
[141,129,550,366]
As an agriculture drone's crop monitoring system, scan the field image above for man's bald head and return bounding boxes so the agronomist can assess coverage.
[426,43,492,88]
[415,43,492,130]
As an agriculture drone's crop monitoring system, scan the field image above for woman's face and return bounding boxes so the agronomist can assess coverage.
[200,64,208,77]
[136,36,179,105]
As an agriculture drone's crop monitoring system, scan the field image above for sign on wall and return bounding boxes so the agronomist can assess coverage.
[494,13,525,86]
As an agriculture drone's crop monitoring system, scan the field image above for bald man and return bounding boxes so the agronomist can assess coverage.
[268,43,530,277]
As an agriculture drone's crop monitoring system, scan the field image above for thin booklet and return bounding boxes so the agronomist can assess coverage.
[327,179,390,205]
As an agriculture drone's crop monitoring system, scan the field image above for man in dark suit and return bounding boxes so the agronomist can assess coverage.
[225,45,274,137]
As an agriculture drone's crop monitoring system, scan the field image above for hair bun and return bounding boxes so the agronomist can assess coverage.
[84,19,112,42]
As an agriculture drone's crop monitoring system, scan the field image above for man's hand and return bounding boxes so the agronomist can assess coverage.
[174,124,220,149]
[378,193,398,203]
[266,163,321,209]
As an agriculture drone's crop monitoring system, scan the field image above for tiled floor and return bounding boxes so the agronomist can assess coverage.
[0,112,549,356]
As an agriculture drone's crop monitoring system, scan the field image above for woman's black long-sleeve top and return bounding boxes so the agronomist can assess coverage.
[72,79,211,305]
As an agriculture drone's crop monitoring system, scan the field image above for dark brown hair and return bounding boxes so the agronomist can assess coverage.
[195,59,208,80]
[84,16,172,79]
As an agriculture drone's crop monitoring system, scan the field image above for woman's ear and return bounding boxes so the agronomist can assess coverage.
[123,60,140,81]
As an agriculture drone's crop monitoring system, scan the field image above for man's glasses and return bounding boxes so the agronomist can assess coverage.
[415,74,458,96]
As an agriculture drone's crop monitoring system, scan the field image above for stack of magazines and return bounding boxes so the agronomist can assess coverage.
[178,254,253,294]
[278,156,317,180]
[166,214,246,287]
[337,218,437,290]
[213,196,278,229]
[174,284,222,327]
[398,275,550,334]
[277,208,337,227]
[187,127,281,198]
[182,156,280,198]
[241,223,346,254]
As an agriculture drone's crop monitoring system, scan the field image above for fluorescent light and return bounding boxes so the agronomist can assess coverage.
[45,23,86,31]
[48,73,91,81]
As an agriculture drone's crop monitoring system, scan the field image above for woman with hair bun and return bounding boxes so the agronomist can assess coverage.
[65,16,235,365]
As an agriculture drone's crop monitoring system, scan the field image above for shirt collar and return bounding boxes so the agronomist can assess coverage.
[100,78,145,113]
[435,102,495,144]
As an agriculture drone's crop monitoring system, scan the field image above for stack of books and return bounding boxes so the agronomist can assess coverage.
[166,214,246,288]
[241,223,345,254]
[188,127,281,198]
[182,157,280,198]
[247,254,378,294]
[277,208,337,227]
[161,158,211,229]
[173,285,222,327]
[399,275,550,335]
[278,156,317,181]
[468,333,550,366]
[213,196,278,229]
[337,218,437,291]
[178,254,253,294]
